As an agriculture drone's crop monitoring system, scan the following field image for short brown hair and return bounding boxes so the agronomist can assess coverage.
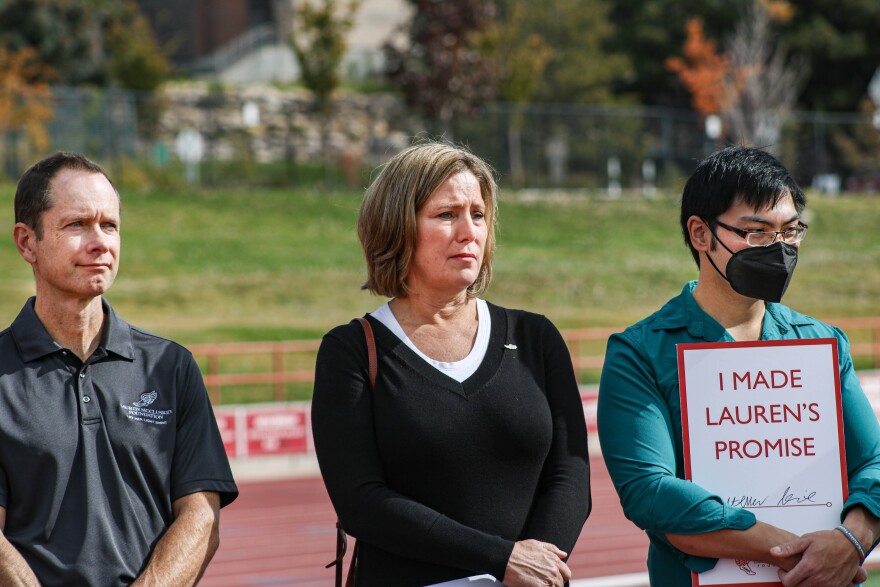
[15,151,116,238]
[358,142,498,298]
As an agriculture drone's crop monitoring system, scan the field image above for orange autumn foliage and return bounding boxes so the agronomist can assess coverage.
[0,46,55,149]
[762,0,795,23]
[666,18,730,116]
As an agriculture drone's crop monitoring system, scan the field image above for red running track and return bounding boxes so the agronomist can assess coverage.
[202,455,649,586]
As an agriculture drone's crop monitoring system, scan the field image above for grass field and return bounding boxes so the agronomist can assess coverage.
[1,184,879,346]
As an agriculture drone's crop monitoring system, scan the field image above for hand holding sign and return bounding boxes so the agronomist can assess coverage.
[771,529,865,587]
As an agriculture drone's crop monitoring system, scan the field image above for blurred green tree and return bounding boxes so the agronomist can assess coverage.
[289,0,361,116]
[0,0,103,85]
[288,0,361,180]
[103,1,170,92]
[781,0,880,111]
[474,1,552,185]
[0,0,169,91]
[510,0,632,105]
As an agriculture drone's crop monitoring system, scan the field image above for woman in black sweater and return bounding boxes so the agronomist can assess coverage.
[312,142,591,587]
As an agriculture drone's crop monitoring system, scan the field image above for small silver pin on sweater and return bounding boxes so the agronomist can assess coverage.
[503,344,517,350]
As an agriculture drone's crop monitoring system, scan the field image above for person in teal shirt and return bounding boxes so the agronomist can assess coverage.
[598,146,880,587]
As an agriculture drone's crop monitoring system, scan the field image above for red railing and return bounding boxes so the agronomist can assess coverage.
[187,317,880,405]
[835,317,880,367]
[187,340,321,405]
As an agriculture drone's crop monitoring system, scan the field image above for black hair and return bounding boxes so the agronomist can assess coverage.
[14,151,115,238]
[680,146,806,266]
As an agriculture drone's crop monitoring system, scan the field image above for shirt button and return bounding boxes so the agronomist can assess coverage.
[83,396,91,403]
[79,372,86,378]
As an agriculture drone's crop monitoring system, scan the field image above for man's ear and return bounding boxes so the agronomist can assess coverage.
[687,215,712,252]
[13,222,38,264]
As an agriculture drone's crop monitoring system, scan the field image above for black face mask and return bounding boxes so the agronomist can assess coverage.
[706,231,799,303]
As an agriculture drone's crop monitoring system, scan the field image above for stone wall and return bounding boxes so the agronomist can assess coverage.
[158,83,418,167]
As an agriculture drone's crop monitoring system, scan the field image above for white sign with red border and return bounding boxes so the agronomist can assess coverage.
[678,339,847,586]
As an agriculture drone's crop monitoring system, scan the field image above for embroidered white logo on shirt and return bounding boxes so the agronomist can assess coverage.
[504,344,517,350]
[133,390,158,407]
[121,390,173,425]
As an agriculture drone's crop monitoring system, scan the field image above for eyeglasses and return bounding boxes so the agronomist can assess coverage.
[713,219,808,247]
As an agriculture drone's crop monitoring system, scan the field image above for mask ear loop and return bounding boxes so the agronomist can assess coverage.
[701,220,735,285]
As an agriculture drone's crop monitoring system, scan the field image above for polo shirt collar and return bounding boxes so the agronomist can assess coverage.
[650,280,814,341]
[649,281,728,340]
[101,298,136,360]
[11,296,135,363]
[11,297,59,362]
[762,300,815,339]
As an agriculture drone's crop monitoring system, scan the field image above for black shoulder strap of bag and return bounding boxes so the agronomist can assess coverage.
[325,317,376,587]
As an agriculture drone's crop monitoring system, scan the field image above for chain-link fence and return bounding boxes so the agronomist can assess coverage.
[2,86,878,193]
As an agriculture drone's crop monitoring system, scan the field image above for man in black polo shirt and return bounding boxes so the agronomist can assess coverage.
[0,152,238,586]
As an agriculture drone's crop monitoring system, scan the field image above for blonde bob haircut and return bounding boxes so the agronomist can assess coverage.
[358,142,498,299]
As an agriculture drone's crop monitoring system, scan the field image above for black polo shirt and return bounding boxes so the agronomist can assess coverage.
[0,297,238,586]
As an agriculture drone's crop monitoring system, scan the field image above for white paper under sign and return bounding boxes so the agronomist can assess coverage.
[677,339,847,587]
[424,575,500,587]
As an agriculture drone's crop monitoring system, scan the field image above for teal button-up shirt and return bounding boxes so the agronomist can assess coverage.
[597,281,880,586]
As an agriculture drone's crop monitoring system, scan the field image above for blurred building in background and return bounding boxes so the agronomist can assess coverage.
[134,0,408,84]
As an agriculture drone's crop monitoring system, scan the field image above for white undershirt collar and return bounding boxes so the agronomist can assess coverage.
[371,299,491,383]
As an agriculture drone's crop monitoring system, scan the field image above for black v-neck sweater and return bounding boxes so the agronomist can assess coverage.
[312,302,591,586]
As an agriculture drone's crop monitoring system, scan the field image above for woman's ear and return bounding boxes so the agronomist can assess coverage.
[687,216,711,252]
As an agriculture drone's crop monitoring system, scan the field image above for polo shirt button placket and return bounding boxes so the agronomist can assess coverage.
[78,368,100,422]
